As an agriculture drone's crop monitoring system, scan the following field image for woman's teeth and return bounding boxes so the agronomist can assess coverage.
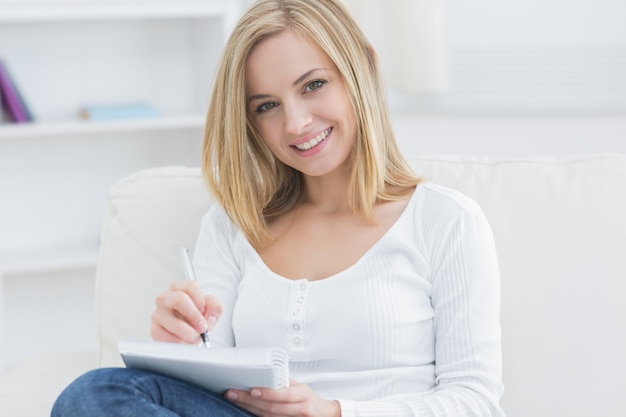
[294,128,331,150]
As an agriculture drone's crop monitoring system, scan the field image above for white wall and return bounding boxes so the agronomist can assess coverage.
[393,114,626,156]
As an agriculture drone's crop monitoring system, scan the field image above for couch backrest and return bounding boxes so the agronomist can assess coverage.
[95,154,626,417]
[95,167,214,366]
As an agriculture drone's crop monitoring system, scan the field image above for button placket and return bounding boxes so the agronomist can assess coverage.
[289,279,309,352]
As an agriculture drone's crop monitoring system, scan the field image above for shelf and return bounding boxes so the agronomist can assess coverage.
[0,115,205,139]
[0,1,233,278]
[0,2,238,23]
[0,243,100,277]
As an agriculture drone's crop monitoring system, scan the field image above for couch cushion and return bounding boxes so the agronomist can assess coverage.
[95,166,214,367]
[409,153,626,417]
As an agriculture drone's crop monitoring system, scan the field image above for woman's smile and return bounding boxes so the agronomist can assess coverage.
[292,127,333,152]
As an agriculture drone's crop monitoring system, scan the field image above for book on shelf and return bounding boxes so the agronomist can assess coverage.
[0,59,34,123]
[80,103,159,121]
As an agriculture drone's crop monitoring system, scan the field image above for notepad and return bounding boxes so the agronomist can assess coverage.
[119,339,290,392]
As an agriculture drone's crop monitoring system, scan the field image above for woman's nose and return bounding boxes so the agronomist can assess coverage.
[284,101,313,135]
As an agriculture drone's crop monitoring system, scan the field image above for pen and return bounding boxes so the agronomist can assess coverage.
[180,246,211,348]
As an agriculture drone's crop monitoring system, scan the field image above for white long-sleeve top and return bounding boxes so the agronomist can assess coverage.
[193,182,505,417]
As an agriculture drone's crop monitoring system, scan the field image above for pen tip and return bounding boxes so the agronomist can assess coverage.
[200,333,211,348]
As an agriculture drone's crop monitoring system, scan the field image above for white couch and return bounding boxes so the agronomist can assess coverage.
[1,153,625,417]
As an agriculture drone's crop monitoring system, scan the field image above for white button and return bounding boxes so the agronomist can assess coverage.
[293,323,301,330]
[293,337,301,344]
[300,283,307,290]
[293,309,300,315]
[297,297,304,303]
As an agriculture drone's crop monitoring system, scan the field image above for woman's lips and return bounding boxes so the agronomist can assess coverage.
[293,127,332,151]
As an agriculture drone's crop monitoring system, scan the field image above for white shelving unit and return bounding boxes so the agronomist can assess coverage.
[0,114,206,140]
[0,1,240,137]
[0,1,238,274]
[0,1,242,368]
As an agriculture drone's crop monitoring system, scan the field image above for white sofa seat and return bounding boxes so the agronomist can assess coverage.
[1,153,625,417]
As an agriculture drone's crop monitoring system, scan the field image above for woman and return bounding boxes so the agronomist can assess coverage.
[53,1,505,416]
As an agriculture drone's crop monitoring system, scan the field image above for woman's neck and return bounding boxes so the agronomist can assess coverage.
[301,166,352,214]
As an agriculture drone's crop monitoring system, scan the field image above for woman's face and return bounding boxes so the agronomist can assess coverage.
[245,30,357,178]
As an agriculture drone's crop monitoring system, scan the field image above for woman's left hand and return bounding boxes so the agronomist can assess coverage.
[224,379,341,417]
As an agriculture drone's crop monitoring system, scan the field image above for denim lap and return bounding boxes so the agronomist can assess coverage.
[51,367,255,417]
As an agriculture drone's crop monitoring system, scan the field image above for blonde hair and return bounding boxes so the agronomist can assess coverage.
[202,0,422,246]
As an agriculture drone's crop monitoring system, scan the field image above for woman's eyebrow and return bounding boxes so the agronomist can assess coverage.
[292,68,325,86]
[248,68,327,103]
[248,93,271,103]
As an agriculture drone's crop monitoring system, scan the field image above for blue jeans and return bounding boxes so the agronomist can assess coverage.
[51,367,256,417]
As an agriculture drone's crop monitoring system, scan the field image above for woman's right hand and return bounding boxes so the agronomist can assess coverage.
[150,280,223,345]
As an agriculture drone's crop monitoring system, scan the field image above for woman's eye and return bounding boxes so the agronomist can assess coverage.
[255,102,278,113]
[304,79,326,93]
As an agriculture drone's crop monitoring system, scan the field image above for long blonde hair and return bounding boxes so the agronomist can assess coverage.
[202,0,422,246]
